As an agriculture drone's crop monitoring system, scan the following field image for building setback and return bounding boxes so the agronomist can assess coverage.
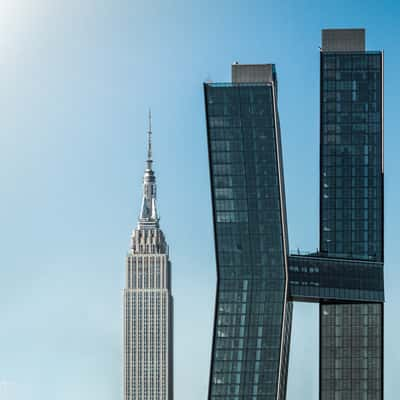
[123,115,173,400]
[204,29,384,400]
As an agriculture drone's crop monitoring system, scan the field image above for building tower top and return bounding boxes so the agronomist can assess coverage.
[321,28,365,51]
[138,111,159,229]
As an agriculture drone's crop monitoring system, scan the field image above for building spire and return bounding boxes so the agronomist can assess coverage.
[138,111,159,229]
[147,109,153,170]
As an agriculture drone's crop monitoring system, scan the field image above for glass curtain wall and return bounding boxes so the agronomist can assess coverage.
[319,41,384,400]
[204,76,291,400]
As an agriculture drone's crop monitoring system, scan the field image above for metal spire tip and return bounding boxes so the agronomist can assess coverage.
[147,109,152,167]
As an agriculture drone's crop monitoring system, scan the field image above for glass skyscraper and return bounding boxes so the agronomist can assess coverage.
[204,64,292,400]
[204,29,384,400]
[319,29,383,400]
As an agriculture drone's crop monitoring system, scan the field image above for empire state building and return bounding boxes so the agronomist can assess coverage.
[124,115,173,400]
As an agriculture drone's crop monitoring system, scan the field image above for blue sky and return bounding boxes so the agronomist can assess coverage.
[0,1,399,399]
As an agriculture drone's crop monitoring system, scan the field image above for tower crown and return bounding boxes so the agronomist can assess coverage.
[138,110,159,229]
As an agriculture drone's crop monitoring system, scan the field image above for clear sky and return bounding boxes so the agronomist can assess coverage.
[0,0,399,399]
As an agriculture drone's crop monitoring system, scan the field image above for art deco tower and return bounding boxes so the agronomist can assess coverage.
[124,114,173,400]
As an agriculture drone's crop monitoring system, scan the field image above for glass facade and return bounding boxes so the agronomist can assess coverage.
[320,51,383,261]
[203,29,385,400]
[288,255,384,302]
[204,70,291,400]
[319,30,384,400]
[320,303,383,400]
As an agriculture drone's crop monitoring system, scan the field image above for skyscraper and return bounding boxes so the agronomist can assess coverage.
[204,29,384,400]
[204,64,292,400]
[123,114,173,400]
[318,28,383,400]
